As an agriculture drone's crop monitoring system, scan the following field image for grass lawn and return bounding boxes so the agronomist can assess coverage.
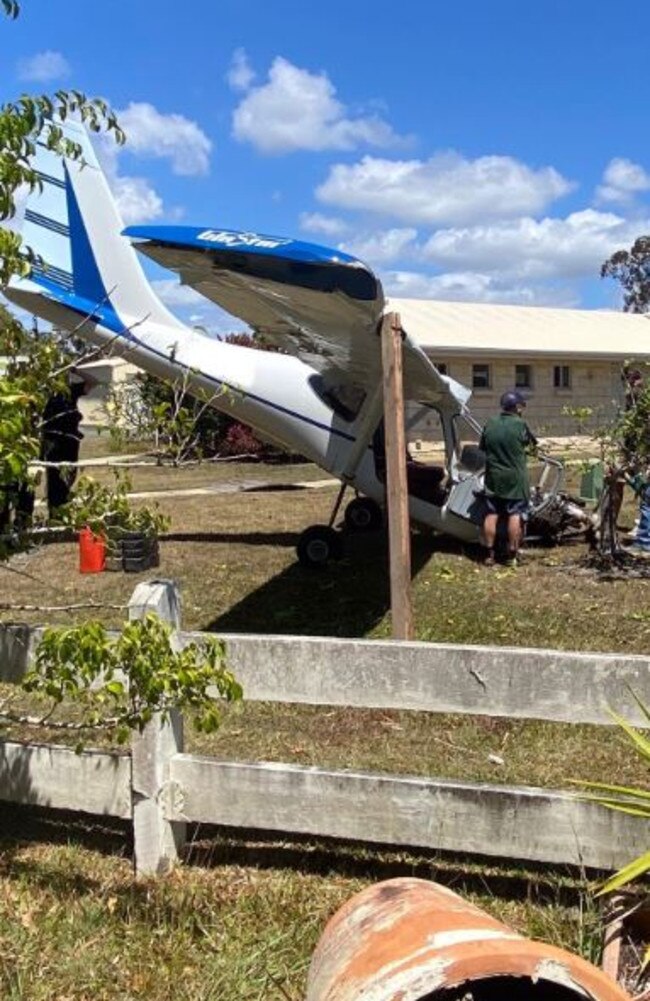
[1,451,647,999]
[0,813,603,1001]
[2,456,649,789]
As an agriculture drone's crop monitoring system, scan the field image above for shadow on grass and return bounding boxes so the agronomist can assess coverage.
[181,826,595,909]
[162,530,299,547]
[0,804,131,897]
[0,806,596,912]
[203,530,440,637]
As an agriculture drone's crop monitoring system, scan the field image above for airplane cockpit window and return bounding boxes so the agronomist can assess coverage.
[404,403,444,452]
[308,374,366,422]
[372,414,448,506]
[453,413,485,475]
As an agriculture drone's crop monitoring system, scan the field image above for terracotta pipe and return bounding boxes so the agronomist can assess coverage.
[307,878,630,1001]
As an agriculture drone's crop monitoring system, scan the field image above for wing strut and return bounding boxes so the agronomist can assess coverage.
[340,384,384,483]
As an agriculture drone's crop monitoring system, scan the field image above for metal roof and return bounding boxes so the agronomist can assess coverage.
[389,298,650,359]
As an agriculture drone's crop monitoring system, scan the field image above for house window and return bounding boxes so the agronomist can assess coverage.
[515,364,533,389]
[553,365,571,389]
[436,362,448,376]
[472,363,491,389]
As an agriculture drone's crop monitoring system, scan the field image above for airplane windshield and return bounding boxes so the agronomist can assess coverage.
[308,374,366,422]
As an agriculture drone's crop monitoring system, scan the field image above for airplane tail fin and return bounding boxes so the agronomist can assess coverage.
[6,119,185,336]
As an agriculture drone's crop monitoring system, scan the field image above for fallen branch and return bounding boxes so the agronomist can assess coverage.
[0,601,126,613]
[30,451,265,470]
[0,710,119,731]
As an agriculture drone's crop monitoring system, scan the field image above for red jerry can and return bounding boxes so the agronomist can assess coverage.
[78,527,106,574]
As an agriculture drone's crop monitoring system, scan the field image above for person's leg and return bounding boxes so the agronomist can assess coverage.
[635,489,650,550]
[507,513,523,553]
[46,449,69,516]
[14,481,35,531]
[482,512,498,564]
[0,489,13,533]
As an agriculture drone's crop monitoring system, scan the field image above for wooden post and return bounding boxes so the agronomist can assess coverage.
[381,312,414,640]
[128,579,186,876]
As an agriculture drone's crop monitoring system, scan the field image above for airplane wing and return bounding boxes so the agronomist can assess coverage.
[124,225,470,410]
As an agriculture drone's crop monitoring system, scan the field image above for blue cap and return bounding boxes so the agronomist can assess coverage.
[500,390,526,411]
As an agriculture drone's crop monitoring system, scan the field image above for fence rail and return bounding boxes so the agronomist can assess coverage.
[1,579,649,875]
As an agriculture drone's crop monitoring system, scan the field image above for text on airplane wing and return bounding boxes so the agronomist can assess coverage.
[124,225,469,410]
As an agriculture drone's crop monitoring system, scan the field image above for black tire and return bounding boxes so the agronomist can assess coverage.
[296,525,343,567]
[344,497,383,532]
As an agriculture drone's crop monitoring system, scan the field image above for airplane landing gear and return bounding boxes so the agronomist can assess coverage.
[296,485,383,567]
[344,497,383,532]
[296,525,343,568]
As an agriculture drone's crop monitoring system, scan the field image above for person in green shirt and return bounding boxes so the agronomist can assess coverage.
[479,390,537,567]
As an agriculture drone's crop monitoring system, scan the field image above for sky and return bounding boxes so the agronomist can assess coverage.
[3,0,650,332]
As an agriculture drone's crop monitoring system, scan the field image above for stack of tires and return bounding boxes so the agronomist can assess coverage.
[105,529,159,573]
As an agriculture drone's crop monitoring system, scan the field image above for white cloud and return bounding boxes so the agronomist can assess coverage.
[111,176,163,225]
[117,102,212,176]
[422,209,650,280]
[317,152,573,226]
[94,139,165,225]
[232,56,404,154]
[17,50,70,82]
[227,48,255,91]
[385,269,578,307]
[92,101,211,222]
[596,157,650,203]
[340,227,419,266]
[299,212,350,238]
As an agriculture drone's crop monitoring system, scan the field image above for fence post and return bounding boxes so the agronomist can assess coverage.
[128,579,186,876]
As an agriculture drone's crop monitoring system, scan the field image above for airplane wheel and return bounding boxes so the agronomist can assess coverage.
[297,525,343,567]
[344,497,383,532]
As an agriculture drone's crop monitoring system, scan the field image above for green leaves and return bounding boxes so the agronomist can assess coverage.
[25,614,242,744]
[601,236,650,314]
[574,693,650,895]
[55,470,170,536]
[0,310,75,555]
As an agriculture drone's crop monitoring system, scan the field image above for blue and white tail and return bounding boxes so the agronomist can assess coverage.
[6,118,186,342]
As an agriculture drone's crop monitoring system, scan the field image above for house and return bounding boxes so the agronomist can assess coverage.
[391,298,650,439]
[75,357,141,434]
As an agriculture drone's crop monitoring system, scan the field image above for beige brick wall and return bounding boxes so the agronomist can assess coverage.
[407,355,625,442]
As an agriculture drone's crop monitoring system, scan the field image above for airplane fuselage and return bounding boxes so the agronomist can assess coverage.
[9,285,480,543]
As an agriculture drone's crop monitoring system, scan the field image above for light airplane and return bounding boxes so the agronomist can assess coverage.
[4,122,590,565]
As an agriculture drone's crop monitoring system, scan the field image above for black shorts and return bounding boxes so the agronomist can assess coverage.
[484,496,529,517]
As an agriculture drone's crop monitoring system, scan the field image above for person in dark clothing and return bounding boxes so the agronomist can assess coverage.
[0,481,35,534]
[479,390,537,567]
[41,372,87,517]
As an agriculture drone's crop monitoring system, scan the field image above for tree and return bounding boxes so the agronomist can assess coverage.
[0,2,123,547]
[601,236,650,313]
[107,334,291,462]
[1,614,242,746]
[0,306,76,547]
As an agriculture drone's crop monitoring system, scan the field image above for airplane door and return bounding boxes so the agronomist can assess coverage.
[445,413,486,524]
[372,405,448,506]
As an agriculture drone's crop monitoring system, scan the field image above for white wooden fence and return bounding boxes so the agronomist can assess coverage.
[1,579,649,876]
